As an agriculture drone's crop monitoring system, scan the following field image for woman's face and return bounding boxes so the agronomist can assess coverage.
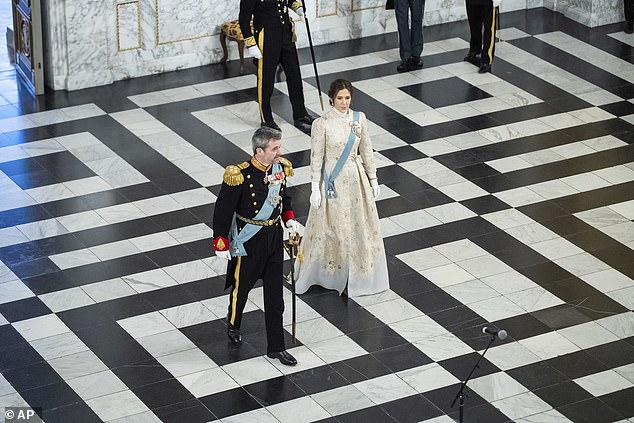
[332,88,352,113]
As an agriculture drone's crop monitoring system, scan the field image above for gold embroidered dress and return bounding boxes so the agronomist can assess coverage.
[295,108,389,297]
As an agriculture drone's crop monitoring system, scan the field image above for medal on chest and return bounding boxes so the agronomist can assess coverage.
[264,171,286,185]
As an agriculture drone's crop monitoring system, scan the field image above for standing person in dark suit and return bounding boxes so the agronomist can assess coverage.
[239,0,315,132]
[625,0,634,34]
[394,0,426,72]
[464,0,501,73]
[212,126,300,366]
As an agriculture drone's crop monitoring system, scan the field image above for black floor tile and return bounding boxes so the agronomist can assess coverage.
[439,353,499,381]
[42,402,102,423]
[400,77,492,109]
[547,350,609,379]
[112,358,174,390]
[0,297,51,322]
[407,289,462,315]
[493,313,552,341]
[153,399,216,423]
[532,304,596,331]
[19,382,83,410]
[585,339,634,368]
[330,354,392,384]
[599,387,634,419]
[0,342,43,372]
[199,387,262,419]
[372,343,433,372]
[288,365,350,395]
[243,375,306,406]
[534,380,593,408]
[337,405,399,423]
[507,361,569,390]
[380,146,426,163]
[132,378,195,410]
[348,324,409,353]
[2,361,61,391]
[381,394,444,423]
[558,397,625,423]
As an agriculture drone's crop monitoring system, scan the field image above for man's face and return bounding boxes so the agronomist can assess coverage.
[256,138,282,165]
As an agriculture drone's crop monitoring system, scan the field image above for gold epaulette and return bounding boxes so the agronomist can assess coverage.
[223,161,250,186]
[279,157,294,177]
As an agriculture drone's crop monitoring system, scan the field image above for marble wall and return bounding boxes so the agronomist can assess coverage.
[39,0,623,91]
[544,0,624,27]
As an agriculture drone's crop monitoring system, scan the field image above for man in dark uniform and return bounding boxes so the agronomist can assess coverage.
[212,126,300,366]
[239,0,315,132]
[464,0,501,73]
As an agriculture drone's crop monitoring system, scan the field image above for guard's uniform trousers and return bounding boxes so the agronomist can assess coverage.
[213,157,295,354]
[466,0,497,65]
[239,0,308,125]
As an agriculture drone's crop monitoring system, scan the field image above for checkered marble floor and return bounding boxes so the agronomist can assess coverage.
[1,8,634,423]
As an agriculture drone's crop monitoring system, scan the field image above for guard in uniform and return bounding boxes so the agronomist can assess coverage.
[464,0,500,73]
[212,126,299,366]
[239,0,315,132]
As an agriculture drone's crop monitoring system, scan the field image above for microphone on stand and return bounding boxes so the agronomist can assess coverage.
[482,326,508,340]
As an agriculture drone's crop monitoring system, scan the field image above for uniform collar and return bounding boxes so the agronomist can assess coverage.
[251,156,272,172]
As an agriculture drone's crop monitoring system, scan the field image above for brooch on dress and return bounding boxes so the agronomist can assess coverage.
[349,121,361,136]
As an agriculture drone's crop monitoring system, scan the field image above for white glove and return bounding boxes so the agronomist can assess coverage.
[247,45,262,59]
[309,181,321,209]
[285,219,300,234]
[492,0,501,7]
[295,6,304,17]
[370,179,380,198]
[215,250,231,260]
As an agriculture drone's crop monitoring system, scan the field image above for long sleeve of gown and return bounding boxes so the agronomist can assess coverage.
[357,112,377,180]
[310,117,327,184]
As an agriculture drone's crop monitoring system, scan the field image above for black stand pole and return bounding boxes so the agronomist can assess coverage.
[450,335,497,423]
[299,0,325,111]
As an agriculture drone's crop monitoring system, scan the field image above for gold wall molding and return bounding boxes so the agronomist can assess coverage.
[116,0,142,51]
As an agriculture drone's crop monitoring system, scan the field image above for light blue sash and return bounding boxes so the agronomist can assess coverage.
[322,110,360,199]
[229,162,283,257]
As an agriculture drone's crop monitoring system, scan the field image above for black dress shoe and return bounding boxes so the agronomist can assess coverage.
[396,59,410,73]
[464,52,480,67]
[478,63,492,74]
[626,20,634,34]
[261,121,281,131]
[409,57,423,70]
[227,326,242,344]
[267,350,297,366]
[293,115,315,126]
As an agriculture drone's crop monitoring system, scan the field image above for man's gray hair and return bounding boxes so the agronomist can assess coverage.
[252,126,282,154]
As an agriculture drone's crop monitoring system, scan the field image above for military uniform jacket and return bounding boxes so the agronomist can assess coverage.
[213,157,295,254]
[239,0,302,47]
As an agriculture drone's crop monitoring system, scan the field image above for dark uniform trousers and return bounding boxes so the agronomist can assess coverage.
[466,1,497,65]
[255,23,308,124]
[240,0,308,125]
[226,224,285,354]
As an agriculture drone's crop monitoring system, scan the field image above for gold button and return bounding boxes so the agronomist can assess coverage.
[253,202,257,206]
[255,209,259,213]
[251,193,255,197]
[249,184,253,188]
[247,175,251,179]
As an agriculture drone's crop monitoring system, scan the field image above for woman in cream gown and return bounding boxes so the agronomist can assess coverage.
[295,79,389,297]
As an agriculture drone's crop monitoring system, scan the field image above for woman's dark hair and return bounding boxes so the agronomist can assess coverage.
[328,79,354,102]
